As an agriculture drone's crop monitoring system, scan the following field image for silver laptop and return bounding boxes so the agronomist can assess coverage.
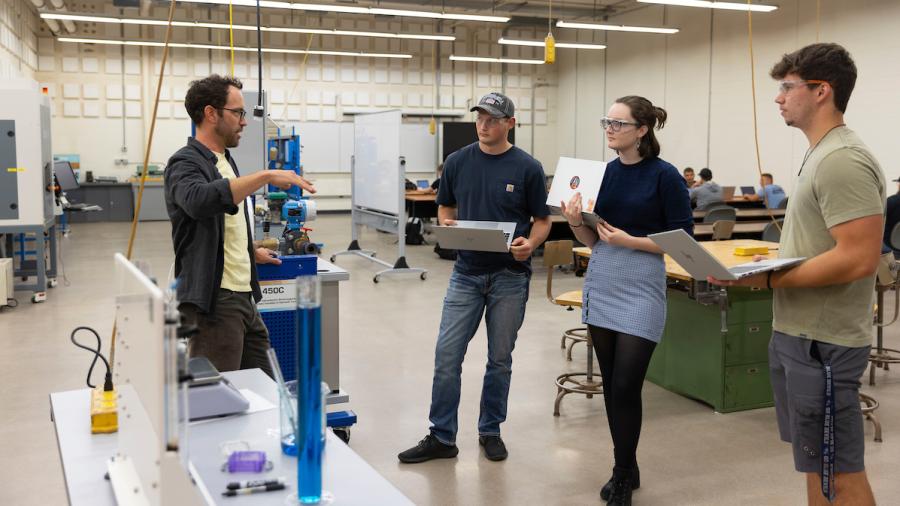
[648,229,804,281]
[431,221,515,253]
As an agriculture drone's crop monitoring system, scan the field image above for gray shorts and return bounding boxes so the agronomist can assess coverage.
[768,331,870,474]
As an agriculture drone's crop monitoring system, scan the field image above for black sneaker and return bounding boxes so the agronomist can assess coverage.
[478,435,508,461]
[398,434,459,464]
[600,464,640,501]
[605,466,635,506]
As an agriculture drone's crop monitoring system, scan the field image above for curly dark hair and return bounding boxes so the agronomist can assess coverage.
[184,74,243,125]
[769,43,857,113]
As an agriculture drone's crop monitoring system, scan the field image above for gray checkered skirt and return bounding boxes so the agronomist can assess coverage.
[581,241,667,343]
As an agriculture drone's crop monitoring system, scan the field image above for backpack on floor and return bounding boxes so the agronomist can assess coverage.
[405,217,425,245]
[434,242,457,261]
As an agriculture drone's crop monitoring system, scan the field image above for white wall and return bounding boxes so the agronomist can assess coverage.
[31,3,559,210]
[0,0,38,80]
[555,0,900,194]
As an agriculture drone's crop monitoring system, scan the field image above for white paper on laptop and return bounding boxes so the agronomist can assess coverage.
[547,157,607,210]
[431,220,516,253]
[648,229,804,281]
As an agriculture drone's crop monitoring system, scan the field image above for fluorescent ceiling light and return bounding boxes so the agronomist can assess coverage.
[498,37,606,50]
[57,36,412,59]
[637,0,778,12]
[449,55,544,65]
[41,12,455,41]
[556,20,679,34]
[177,0,510,23]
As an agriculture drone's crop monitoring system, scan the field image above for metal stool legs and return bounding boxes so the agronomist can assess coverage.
[869,285,900,386]
[859,392,882,442]
[561,327,588,361]
[554,333,603,416]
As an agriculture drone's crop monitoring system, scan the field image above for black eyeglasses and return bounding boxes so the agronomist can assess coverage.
[219,107,247,121]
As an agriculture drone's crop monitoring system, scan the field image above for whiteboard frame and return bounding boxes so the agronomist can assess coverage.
[329,110,426,283]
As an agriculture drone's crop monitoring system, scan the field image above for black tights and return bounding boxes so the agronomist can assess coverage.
[588,325,657,470]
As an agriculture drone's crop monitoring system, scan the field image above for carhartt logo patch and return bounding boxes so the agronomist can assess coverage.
[506,184,515,192]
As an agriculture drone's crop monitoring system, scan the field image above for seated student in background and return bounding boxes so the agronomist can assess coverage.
[688,167,723,209]
[428,163,443,194]
[884,176,900,256]
[746,172,786,208]
[682,167,697,188]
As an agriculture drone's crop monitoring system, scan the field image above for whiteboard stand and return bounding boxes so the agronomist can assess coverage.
[330,156,427,283]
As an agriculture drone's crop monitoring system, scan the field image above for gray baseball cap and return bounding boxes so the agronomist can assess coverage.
[470,92,515,118]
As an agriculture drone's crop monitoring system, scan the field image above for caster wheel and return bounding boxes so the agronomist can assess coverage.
[48,278,58,288]
[329,255,336,262]
[371,252,376,258]
[373,276,379,283]
[333,428,351,444]
[420,272,427,280]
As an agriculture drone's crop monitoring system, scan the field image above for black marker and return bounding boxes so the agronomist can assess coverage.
[222,482,286,497]
[226,477,286,490]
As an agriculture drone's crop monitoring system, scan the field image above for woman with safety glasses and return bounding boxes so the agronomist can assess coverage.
[560,96,693,505]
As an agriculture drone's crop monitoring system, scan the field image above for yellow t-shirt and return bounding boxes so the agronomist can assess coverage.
[214,152,252,292]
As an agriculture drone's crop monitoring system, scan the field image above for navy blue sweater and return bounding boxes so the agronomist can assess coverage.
[593,157,694,237]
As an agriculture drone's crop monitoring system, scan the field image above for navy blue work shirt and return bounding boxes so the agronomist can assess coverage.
[436,142,550,274]
[593,157,694,237]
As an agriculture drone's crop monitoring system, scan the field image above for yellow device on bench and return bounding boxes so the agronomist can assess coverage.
[733,246,770,256]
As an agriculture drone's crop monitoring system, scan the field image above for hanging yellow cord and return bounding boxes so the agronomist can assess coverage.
[110,0,178,370]
[816,0,821,42]
[746,0,780,230]
[278,33,317,121]
[229,1,235,75]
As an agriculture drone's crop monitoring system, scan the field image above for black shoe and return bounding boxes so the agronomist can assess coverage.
[398,434,459,464]
[600,464,640,501]
[605,466,635,506]
[478,435,508,461]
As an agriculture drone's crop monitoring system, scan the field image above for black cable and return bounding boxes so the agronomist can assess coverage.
[70,326,113,391]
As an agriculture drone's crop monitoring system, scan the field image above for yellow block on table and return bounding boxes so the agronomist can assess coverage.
[733,246,770,256]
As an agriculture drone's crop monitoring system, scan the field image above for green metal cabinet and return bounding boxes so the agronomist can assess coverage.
[647,285,775,412]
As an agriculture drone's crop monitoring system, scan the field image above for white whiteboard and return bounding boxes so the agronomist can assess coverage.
[284,120,436,174]
[399,123,437,173]
[354,110,401,215]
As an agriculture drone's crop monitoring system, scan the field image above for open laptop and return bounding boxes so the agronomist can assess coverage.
[721,186,736,200]
[416,179,430,190]
[648,229,804,280]
[431,220,515,253]
[546,157,607,226]
[741,185,756,196]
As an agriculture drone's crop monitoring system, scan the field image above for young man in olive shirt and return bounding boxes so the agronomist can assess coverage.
[711,44,882,505]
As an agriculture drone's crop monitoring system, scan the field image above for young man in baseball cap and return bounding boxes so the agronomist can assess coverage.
[398,92,551,463]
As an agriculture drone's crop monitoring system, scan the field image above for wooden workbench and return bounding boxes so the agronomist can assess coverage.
[693,208,785,221]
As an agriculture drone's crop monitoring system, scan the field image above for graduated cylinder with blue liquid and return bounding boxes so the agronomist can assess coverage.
[295,272,323,504]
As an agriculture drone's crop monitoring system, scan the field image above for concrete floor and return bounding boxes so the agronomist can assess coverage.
[1,214,899,505]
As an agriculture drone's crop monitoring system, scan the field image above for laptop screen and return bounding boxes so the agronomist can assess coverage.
[416,179,429,189]
[741,186,756,195]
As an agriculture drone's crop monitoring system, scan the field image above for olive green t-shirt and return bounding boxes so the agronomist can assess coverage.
[774,126,885,348]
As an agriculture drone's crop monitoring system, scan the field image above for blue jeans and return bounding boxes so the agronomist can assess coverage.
[428,268,530,445]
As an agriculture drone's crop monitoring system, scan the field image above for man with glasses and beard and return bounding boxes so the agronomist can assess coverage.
[165,75,315,377]
[398,92,551,464]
